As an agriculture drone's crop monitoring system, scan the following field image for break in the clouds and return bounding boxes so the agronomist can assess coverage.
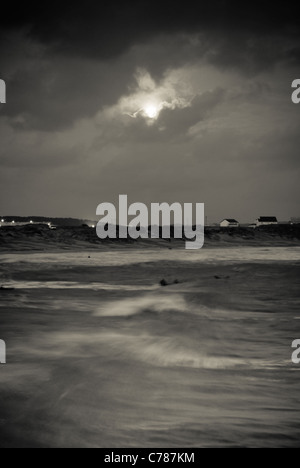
[0,1,299,221]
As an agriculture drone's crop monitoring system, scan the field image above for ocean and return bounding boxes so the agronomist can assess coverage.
[0,247,300,447]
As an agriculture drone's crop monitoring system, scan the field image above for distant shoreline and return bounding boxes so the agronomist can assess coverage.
[0,224,300,253]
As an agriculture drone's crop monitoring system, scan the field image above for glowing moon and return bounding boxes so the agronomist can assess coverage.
[144,104,158,119]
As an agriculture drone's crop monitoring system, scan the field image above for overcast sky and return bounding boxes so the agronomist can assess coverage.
[0,1,299,222]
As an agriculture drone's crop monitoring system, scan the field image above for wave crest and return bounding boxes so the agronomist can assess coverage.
[95,294,189,317]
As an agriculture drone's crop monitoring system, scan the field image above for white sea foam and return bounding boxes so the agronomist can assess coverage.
[96,333,288,370]
[2,281,158,292]
[1,246,300,267]
[22,330,288,371]
[95,294,189,317]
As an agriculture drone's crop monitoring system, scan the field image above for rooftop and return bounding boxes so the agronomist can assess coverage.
[257,217,278,222]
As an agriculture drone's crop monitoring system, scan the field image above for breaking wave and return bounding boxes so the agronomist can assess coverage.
[95,294,189,317]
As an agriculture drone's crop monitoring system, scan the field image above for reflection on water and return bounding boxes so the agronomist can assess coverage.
[0,248,300,447]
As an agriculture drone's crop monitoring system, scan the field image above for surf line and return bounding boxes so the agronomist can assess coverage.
[96,195,204,250]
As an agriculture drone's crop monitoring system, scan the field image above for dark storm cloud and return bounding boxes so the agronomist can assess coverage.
[0,0,299,221]
[0,1,299,132]
[1,1,299,63]
[0,53,134,131]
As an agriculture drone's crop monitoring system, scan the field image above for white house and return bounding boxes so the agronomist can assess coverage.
[256,216,278,227]
[220,219,240,228]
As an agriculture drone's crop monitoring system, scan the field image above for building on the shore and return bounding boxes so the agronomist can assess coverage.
[256,216,278,227]
[291,217,300,224]
[220,219,240,228]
